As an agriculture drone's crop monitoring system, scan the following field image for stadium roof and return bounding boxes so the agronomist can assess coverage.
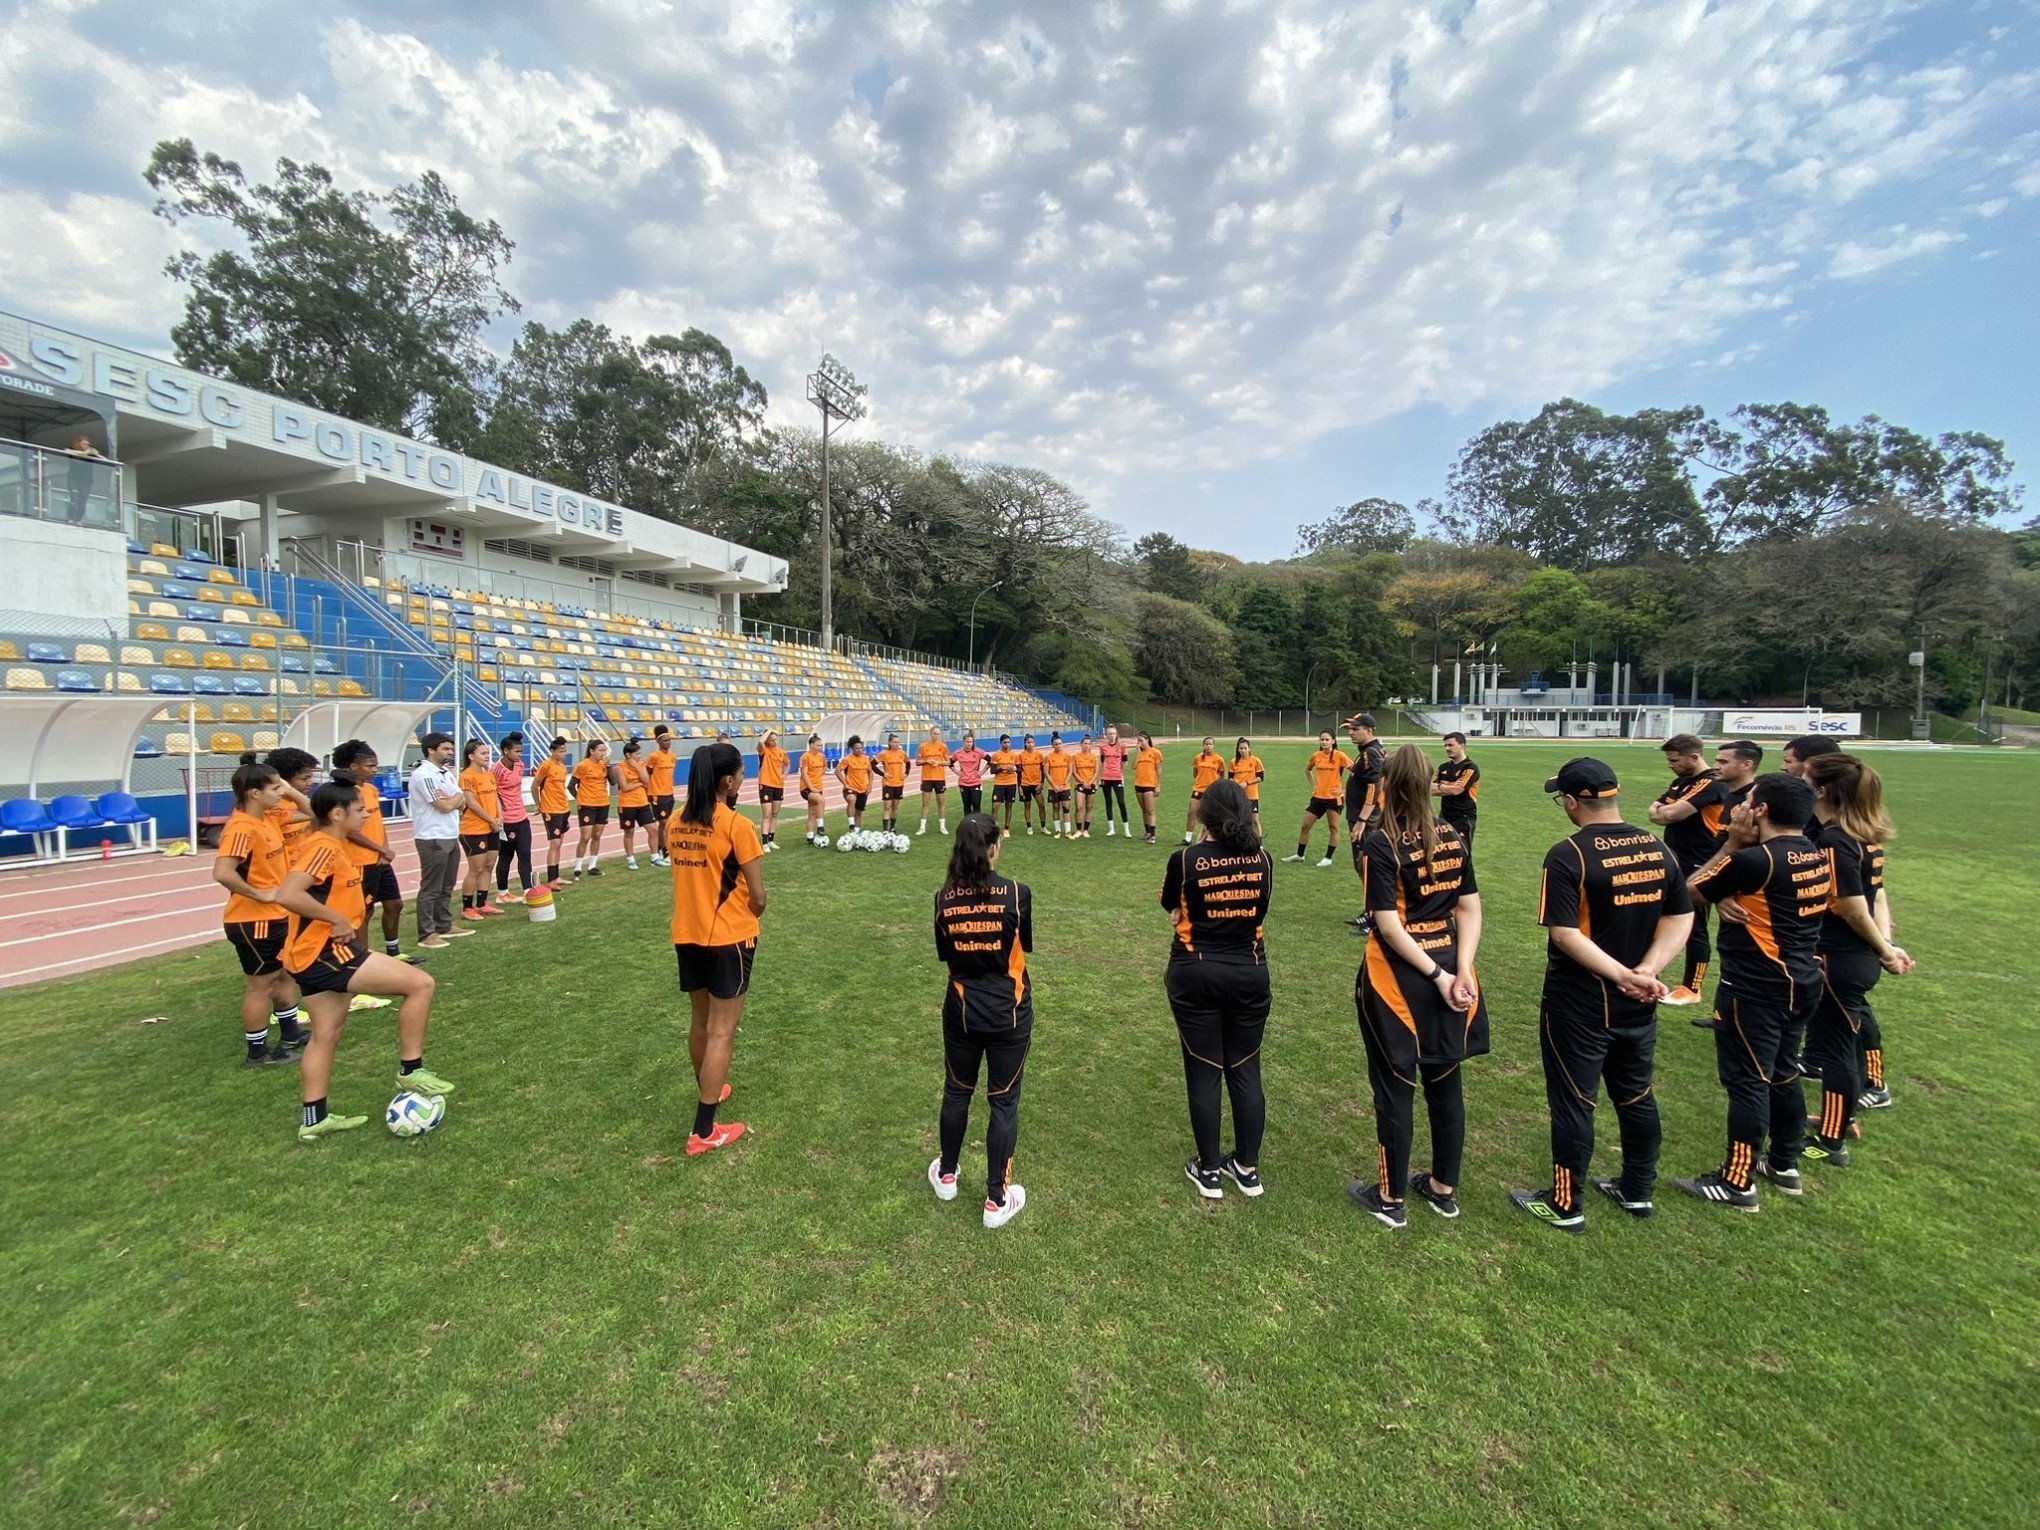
[0,310,786,594]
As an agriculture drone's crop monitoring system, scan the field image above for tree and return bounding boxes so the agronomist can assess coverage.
[1231,583,1303,707]
[1133,531,1207,602]
[1132,594,1239,706]
[1506,568,1611,670]
[145,139,516,441]
[1295,497,1416,556]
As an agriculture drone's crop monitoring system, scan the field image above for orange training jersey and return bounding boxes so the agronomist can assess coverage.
[1134,746,1163,791]
[572,757,612,808]
[617,758,651,810]
[1230,754,1266,801]
[646,747,678,800]
[1073,751,1100,787]
[266,800,311,858]
[534,757,570,816]
[1044,751,1073,789]
[218,808,288,924]
[800,748,827,793]
[350,779,387,866]
[667,802,764,948]
[1191,751,1226,793]
[1018,748,1044,788]
[840,753,873,794]
[459,766,500,835]
[990,748,1019,786]
[917,740,950,783]
[759,743,789,790]
[877,745,909,789]
[1309,748,1351,800]
[284,834,365,973]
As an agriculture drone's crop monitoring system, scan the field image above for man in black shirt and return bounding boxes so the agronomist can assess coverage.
[1511,759,1693,1234]
[1648,736,1761,1008]
[1431,731,1480,851]
[1343,712,1386,931]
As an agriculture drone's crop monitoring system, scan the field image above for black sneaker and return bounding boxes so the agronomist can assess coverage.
[1219,1154,1263,1198]
[1591,1177,1654,1218]
[1185,1158,1224,1200]
[1674,1171,1760,1213]
[1345,1181,1406,1229]
[242,1046,295,1068]
[1409,1171,1460,1220]
[587,866,605,877]
[1689,1013,1719,1029]
[1756,1161,1803,1196]
[1803,1140,1851,1168]
[280,1031,310,1052]
[1857,1086,1892,1110]
[1509,1188,1584,1235]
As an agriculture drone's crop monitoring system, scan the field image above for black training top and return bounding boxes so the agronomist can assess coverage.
[1812,820,1886,958]
[1434,757,1480,825]
[1345,740,1386,824]
[934,875,1033,1025]
[1538,822,1692,1022]
[1160,841,1273,965]
[1685,835,1830,995]
[1655,768,1724,866]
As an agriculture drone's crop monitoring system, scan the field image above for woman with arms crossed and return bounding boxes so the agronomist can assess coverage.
[457,738,505,919]
[1132,732,1164,844]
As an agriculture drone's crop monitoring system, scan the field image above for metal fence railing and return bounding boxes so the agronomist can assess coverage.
[0,436,121,532]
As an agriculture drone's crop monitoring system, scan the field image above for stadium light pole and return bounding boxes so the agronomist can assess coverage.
[967,579,1004,672]
[806,354,868,652]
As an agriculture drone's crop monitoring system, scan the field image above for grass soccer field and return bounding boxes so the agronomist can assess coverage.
[3,742,2036,1527]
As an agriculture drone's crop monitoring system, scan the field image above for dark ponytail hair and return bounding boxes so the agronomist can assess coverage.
[231,757,279,804]
[1196,779,1261,855]
[943,812,1001,895]
[308,780,360,826]
[463,737,490,767]
[266,746,319,784]
[683,742,744,826]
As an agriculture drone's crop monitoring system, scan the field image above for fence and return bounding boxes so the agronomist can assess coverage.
[0,436,121,532]
[1113,706,1442,742]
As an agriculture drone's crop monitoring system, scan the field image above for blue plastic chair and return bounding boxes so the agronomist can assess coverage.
[49,795,110,833]
[280,655,308,674]
[26,641,65,663]
[161,582,192,601]
[184,605,218,623]
[96,792,151,825]
[313,655,340,675]
[192,674,228,695]
[55,669,100,692]
[181,547,215,564]
[214,628,247,648]
[125,539,148,556]
[231,676,266,696]
[175,563,208,581]
[133,737,164,758]
[149,672,189,694]
[2,798,63,859]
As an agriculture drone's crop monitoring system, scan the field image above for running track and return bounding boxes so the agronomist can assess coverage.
[0,780,850,991]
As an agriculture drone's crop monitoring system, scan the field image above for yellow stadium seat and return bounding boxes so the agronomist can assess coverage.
[176,625,209,644]
[254,611,284,628]
[239,653,272,672]
[221,608,250,625]
[127,600,141,617]
[135,621,170,642]
[408,611,429,627]
[222,701,255,723]
[148,542,179,558]
[0,641,17,662]
[163,646,199,669]
[251,730,280,750]
[147,601,179,620]
[313,679,335,697]
[210,731,248,754]
[230,591,260,607]
[163,731,194,754]
[278,679,303,696]
[256,702,282,722]
[5,667,50,691]
[188,703,215,724]
[247,631,277,650]
[139,558,171,577]
[207,568,238,585]
[121,644,157,665]
[115,670,142,693]
[362,575,380,589]
[279,633,309,651]
[196,587,225,604]
[74,643,111,664]
[127,578,155,596]
[338,679,366,699]
[203,650,236,670]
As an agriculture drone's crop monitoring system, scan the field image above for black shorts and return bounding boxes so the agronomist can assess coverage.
[1048,789,1071,804]
[846,790,869,813]
[653,795,676,820]
[577,804,610,828]
[921,781,946,793]
[461,831,498,857]
[543,812,571,837]
[225,919,286,977]
[758,786,784,803]
[361,862,401,905]
[619,804,657,828]
[992,784,1017,804]
[882,785,906,802]
[1076,783,1096,797]
[675,939,756,1000]
[1307,795,1342,818]
[292,939,370,996]
[1021,784,1043,801]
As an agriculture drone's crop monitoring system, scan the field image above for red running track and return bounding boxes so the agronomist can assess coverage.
[0,781,849,991]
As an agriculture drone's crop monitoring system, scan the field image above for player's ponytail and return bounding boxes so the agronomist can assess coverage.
[1196,779,1260,855]
[943,813,1000,895]
[1805,752,1894,843]
[231,758,279,804]
[1379,743,1439,857]
[683,742,744,827]
[308,779,360,826]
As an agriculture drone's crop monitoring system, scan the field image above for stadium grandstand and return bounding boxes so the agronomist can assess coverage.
[0,309,1090,863]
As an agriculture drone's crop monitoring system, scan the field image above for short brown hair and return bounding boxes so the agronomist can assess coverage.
[1661,733,1704,757]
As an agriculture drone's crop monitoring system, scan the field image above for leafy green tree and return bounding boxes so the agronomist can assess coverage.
[1133,532,1208,602]
[1295,497,1417,556]
[1133,594,1239,706]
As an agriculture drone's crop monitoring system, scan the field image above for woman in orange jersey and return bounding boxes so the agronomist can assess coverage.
[836,735,874,832]
[988,734,1020,838]
[1182,735,1227,844]
[1070,734,1099,837]
[1017,734,1046,835]
[258,747,318,857]
[332,739,411,961]
[531,735,573,889]
[1132,731,1164,844]
[756,728,790,850]
[798,732,830,844]
[666,742,765,1157]
[276,781,450,1144]
[570,737,613,878]
[914,727,950,837]
[1230,736,1266,825]
[1284,731,1350,867]
[213,756,304,1067]
[646,726,681,867]
[876,731,911,834]
[1043,733,1075,838]
[614,736,656,871]
[1349,745,1487,1230]
[457,738,505,920]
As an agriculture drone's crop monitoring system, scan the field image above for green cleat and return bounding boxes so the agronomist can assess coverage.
[296,1112,368,1143]
[397,1067,456,1096]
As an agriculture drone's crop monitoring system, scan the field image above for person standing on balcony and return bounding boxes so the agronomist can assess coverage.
[62,435,108,525]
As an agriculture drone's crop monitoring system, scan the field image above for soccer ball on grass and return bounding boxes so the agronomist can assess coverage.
[386,1090,446,1137]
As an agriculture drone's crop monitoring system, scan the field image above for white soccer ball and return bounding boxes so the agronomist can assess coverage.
[386,1090,445,1137]
[837,832,858,852]
[866,831,887,852]
[891,833,910,854]
[813,833,830,849]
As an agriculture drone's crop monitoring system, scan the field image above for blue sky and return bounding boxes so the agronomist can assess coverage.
[1,0,2034,557]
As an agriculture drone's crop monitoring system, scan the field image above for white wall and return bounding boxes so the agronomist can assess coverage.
[0,519,126,628]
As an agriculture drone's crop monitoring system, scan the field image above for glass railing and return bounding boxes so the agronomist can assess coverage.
[0,436,124,532]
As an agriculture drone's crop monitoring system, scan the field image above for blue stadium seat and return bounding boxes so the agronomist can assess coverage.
[125,538,148,556]
[48,794,110,833]
[174,563,208,580]
[184,605,219,623]
[230,676,267,695]
[133,737,163,758]
[180,547,215,564]
[161,582,193,600]
[313,655,340,675]
[26,641,65,663]
[280,655,308,674]
[214,628,247,647]
[148,672,188,694]
[55,669,100,692]
[192,674,228,695]
[97,792,152,826]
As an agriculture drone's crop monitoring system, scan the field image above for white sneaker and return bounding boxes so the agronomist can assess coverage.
[1316,855,1336,868]
[651,853,670,866]
[1282,852,1306,862]
[938,822,948,834]
[917,823,927,836]
[928,1157,958,1201]
[1105,823,1116,837]
[626,857,639,870]
[983,1183,1027,1229]
[1027,826,1035,836]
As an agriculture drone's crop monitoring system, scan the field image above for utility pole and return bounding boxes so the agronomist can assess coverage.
[805,355,867,651]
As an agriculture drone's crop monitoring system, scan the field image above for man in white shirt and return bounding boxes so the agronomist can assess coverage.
[409,732,468,948]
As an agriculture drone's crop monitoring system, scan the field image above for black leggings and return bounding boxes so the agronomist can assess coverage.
[1099,781,1128,823]
[1807,952,1880,1141]
[1167,961,1270,1169]
[939,1004,1032,1204]
[1681,897,1713,989]
[959,786,983,815]
[495,819,533,892]
[1358,1014,1465,1200]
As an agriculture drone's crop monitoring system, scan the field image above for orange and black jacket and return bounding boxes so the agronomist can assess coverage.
[1434,757,1480,826]
[1537,822,1691,1022]
[1160,842,1272,966]
[1345,740,1385,824]
[1813,821,1886,959]
[1685,835,1830,996]
[935,875,1032,1029]
[1655,769,1728,865]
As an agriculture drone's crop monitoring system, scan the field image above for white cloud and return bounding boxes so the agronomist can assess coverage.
[1828,225,1966,278]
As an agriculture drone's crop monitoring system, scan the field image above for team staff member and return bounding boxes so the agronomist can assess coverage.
[214,757,303,1066]
[876,732,911,834]
[667,742,764,1157]
[915,727,950,836]
[1342,714,1387,931]
[1229,737,1265,825]
[1432,732,1480,850]
[1071,735,1099,836]
[1097,725,1131,837]
[457,739,505,920]
[799,733,830,843]
[1017,735,1046,835]
[952,731,988,819]
[1284,731,1349,866]
[1511,759,1692,1234]
[332,740,411,961]
[1649,737,1762,1006]
[570,738,613,878]
[756,729,790,851]
[1182,736,1227,844]
[647,727,681,865]
[1782,734,1841,777]
[1676,773,1831,1211]
[1804,754,1912,1162]
[836,736,874,832]
[276,781,451,1143]
[929,814,1033,1229]
[532,736,573,891]
[615,737,656,870]
[988,734,1020,837]
[1348,745,1487,1230]
[1162,780,1275,1200]
[1044,734,1075,837]
[1132,732,1163,843]
[408,733,468,945]
[491,731,534,902]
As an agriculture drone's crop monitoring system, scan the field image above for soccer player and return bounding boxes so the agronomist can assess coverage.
[1183,735,1226,844]
[614,736,655,870]
[1803,754,1913,1161]
[1781,733,1841,778]
[570,737,613,878]
[1097,725,1131,837]
[213,756,303,1066]
[1042,734,1075,837]
[915,727,950,836]
[1431,731,1480,851]
[1648,736,1761,1006]
[1284,730,1348,866]
[276,780,450,1143]
[1017,734,1046,834]
[667,741,764,1157]
[988,733,1020,838]
[929,813,1033,1229]
[1071,734,1099,836]
[1163,780,1274,1199]
[876,732,911,834]
[492,731,534,902]
[1229,737,1265,825]
[1133,732,1163,843]
[1510,759,1693,1234]
[332,739,410,960]
[1675,773,1831,1211]
[532,735,572,890]
[647,726,681,865]
[952,730,987,819]
[1348,745,1486,1229]
[262,747,318,855]
[457,738,504,920]
[836,735,874,832]
[799,732,829,843]
[756,729,790,851]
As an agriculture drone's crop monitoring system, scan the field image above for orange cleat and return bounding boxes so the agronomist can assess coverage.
[1661,985,1702,1006]
[685,1121,747,1156]
[460,908,487,922]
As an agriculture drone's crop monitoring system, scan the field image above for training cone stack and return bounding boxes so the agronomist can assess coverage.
[525,887,557,924]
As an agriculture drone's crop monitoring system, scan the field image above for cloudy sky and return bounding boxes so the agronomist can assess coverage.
[2,0,2035,555]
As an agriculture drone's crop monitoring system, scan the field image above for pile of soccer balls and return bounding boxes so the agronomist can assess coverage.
[836,829,912,854]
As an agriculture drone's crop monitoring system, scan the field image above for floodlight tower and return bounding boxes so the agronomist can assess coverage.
[806,354,868,651]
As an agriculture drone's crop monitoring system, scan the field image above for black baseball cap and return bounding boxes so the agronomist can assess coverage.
[1544,757,1619,799]
[1343,712,1376,730]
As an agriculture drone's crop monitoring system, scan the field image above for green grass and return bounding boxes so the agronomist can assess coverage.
[3,743,2037,1527]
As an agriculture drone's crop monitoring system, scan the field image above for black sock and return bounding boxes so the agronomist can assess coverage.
[273,1006,302,1044]
[302,1098,327,1127]
[478,889,490,907]
[386,940,400,956]
[246,1028,270,1058]
[400,1057,423,1076]
[462,894,474,910]
[692,1100,718,1139]
[1297,842,1307,858]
